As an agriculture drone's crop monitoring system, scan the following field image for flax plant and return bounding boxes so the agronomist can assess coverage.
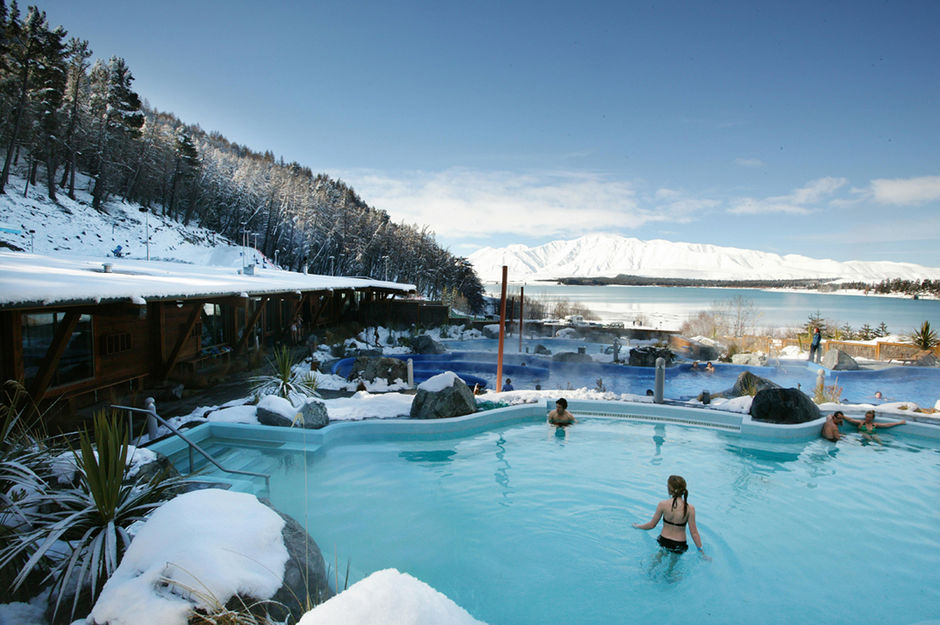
[0,410,181,620]
[251,345,320,404]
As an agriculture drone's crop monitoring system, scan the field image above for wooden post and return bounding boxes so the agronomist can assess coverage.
[519,285,524,352]
[162,303,203,378]
[29,311,80,401]
[496,266,508,392]
[234,297,268,354]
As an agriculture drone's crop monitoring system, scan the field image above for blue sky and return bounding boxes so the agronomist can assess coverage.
[39,0,940,266]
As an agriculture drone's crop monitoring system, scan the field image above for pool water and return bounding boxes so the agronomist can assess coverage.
[189,419,940,625]
[335,347,940,407]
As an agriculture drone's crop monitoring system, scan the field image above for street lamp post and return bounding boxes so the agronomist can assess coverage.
[138,208,150,260]
[274,249,280,267]
[328,255,335,276]
[383,255,390,281]
[29,229,35,253]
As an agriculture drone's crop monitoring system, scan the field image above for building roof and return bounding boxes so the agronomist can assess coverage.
[0,251,416,309]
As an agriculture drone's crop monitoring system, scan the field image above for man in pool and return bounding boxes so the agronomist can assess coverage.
[821,410,845,441]
[547,398,576,426]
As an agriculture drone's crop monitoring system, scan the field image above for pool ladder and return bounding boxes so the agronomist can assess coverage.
[111,399,271,491]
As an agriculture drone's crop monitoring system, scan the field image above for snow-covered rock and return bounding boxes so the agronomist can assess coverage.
[298,569,486,625]
[90,490,289,625]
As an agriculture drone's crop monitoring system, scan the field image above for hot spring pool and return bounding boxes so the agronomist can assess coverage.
[161,412,940,625]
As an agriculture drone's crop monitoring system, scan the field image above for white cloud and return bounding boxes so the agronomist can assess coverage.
[870,175,940,205]
[729,177,847,215]
[735,157,765,168]
[336,168,670,239]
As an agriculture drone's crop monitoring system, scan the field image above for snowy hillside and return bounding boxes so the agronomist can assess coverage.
[467,233,940,283]
[0,172,264,268]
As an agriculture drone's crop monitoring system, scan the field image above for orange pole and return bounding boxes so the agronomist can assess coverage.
[518,285,524,352]
[496,265,508,391]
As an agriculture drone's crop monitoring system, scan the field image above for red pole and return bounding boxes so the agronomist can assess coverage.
[518,285,524,352]
[496,265,508,392]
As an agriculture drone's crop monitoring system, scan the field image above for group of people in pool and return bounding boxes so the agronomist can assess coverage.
[690,361,715,373]
[822,409,906,442]
[547,398,708,559]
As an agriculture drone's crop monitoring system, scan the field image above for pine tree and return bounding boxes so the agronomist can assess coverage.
[59,37,91,199]
[90,56,143,209]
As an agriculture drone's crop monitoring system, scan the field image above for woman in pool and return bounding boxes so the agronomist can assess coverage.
[843,410,905,441]
[633,475,706,558]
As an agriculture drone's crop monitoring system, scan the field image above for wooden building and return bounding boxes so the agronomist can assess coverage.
[0,252,416,413]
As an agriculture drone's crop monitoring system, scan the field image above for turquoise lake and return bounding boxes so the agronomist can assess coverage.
[485,283,940,333]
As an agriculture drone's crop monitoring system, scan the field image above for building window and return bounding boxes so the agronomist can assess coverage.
[103,332,132,355]
[201,303,225,347]
[21,312,95,388]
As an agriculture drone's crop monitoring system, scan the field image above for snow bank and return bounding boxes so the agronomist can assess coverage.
[298,568,486,625]
[707,395,753,413]
[418,372,459,392]
[482,388,652,405]
[323,392,414,421]
[90,489,288,625]
[204,404,259,424]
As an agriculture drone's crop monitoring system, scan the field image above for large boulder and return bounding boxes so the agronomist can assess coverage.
[821,348,859,370]
[297,397,329,429]
[347,356,408,382]
[410,372,477,419]
[256,395,298,428]
[552,351,594,364]
[731,371,780,397]
[749,388,821,424]
[629,346,674,367]
[88,490,329,625]
[260,499,332,621]
[482,324,501,339]
[731,352,766,367]
[257,395,328,429]
[534,343,552,356]
[412,334,447,354]
[909,350,939,367]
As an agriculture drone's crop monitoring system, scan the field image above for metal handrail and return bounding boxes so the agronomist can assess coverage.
[112,399,270,490]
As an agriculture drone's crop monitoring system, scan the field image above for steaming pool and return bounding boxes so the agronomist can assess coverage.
[155,403,940,625]
[333,346,940,407]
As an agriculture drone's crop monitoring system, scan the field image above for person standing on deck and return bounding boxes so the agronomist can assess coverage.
[809,327,822,363]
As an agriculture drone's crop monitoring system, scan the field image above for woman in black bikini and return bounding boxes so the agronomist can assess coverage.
[633,475,707,558]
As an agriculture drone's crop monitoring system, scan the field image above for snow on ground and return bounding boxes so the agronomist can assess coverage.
[0,592,47,625]
[298,568,486,625]
[0,171,247,266]
[482,387,653,406]
[89,489,288,625]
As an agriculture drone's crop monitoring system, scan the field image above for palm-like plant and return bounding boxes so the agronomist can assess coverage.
[0,410,180,620]
[251,345,319,404]
[911,320,939,350]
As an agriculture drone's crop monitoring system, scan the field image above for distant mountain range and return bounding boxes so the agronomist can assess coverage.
[467,233,940,283]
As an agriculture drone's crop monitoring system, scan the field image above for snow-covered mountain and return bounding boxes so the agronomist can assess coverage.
[467,233,940,283]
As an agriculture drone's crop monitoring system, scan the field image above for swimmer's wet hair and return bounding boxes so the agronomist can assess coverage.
[556,398,567,409]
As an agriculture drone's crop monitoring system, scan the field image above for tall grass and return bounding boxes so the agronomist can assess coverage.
[251,345,320,404]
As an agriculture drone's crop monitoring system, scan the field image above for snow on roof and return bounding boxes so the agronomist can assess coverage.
[0,251,416,308]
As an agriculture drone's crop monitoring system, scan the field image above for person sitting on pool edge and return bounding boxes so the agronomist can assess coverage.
[843,410,905,439]
[821,410,845,441]
[633,475,707,559]
[547,398,576,426]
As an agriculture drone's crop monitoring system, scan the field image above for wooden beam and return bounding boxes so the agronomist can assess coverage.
[234,297,268,354]
[162,303,203,378]
[28,311,81,401]
[311,292,332,327]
